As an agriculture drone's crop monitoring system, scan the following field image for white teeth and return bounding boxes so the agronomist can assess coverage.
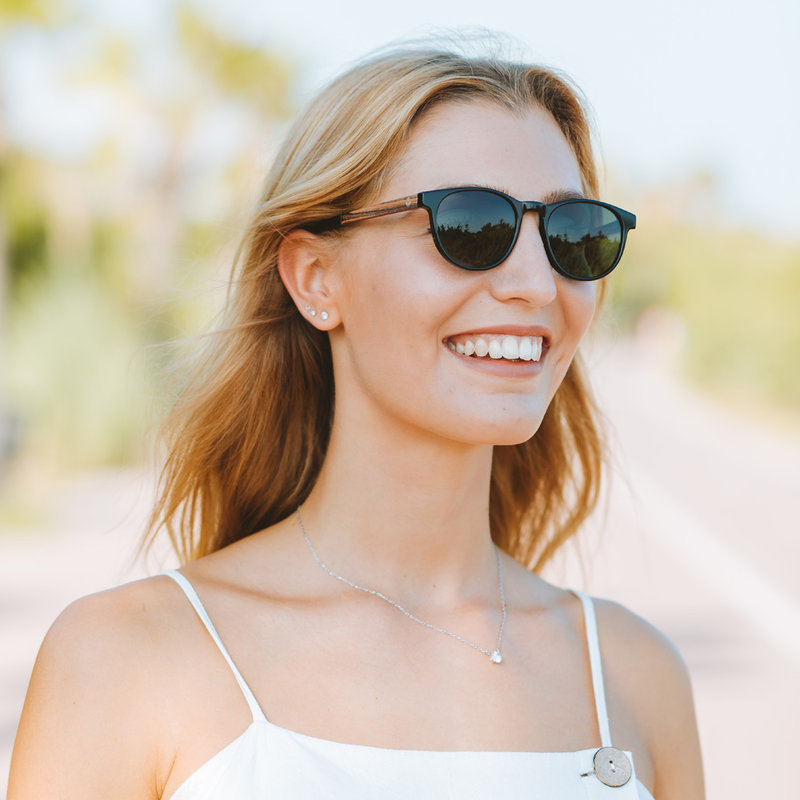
[448,334,545,363]
[501,336,519,359]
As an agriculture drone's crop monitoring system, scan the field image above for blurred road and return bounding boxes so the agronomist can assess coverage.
[2,337,798,799]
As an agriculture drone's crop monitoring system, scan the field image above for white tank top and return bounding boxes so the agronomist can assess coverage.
[161,570,655,800]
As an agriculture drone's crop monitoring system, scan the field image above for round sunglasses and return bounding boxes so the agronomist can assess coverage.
[309,187,637,281]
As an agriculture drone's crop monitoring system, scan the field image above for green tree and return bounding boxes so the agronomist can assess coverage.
[1,1,296,470]
[0,0,67,472]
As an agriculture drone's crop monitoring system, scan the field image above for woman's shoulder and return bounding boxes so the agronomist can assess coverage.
[589,595,678,651]
[24,574,198,738]
[535,581,693,710]
[10,575,189,797]
[589,595,693,699]
[42,573,194,670]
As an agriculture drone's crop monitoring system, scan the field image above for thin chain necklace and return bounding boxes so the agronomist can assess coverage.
[296,507,507,664]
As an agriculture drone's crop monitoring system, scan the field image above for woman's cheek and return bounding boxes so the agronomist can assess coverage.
[564,279,598,344]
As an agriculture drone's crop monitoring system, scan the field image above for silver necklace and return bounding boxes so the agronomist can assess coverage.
[296,507,507,664]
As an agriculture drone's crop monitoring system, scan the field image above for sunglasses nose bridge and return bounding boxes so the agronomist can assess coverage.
[517,201,547,245]
[513,201,550,262]
[520,201,545,215]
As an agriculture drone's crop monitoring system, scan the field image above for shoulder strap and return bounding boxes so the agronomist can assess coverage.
[160,570,266,723]
[570,589,612,747]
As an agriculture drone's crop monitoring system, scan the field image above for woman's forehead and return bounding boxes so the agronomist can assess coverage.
[388,100,583,198]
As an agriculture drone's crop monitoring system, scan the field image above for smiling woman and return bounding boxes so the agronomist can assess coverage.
[8,43,703,800]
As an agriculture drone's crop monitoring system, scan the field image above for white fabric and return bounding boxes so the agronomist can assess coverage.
[571,588,613,747]
[161,571,655,800]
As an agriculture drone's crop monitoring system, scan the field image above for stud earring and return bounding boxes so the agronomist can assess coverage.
[320,311,329,321]
[304,304,317,317]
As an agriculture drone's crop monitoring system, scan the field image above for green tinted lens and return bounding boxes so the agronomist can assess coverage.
[547,202,622,278]
[435,190,517,268]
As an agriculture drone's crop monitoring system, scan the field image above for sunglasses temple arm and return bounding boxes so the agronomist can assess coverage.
[340,194,421,225]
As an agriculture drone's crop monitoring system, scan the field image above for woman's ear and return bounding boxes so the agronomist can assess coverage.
[277,229,341,329]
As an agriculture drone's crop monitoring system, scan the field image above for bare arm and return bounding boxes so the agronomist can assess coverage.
[596,599,706,800]
[645,635,705,800]
[8,585,174,799]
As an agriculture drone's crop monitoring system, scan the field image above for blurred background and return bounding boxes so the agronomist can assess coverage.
[1,1,798,798]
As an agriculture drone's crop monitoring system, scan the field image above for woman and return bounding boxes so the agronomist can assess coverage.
[9,45,704,799]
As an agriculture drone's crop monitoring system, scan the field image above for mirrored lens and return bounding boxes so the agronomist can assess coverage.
[547,203,622,278]
[435,190,516,268]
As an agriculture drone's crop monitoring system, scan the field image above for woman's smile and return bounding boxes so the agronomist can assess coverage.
[443,328,550,380]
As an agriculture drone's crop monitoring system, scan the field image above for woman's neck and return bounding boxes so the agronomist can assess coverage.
[299,409,497,607]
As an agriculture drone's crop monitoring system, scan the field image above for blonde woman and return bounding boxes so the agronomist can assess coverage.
[9,45,704,799]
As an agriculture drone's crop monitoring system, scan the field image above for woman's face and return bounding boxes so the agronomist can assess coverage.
[328,100,597,446]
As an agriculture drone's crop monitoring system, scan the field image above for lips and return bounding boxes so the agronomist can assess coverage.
[445,333,545,362]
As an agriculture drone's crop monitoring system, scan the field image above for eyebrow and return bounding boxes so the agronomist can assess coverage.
[540,189,585,204]
[431,184,586,203]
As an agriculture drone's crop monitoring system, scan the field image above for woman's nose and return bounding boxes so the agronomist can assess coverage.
[487,214,557,306]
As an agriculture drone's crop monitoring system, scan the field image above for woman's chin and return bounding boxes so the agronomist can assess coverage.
[490,426,543,447]
[442,416,546,447]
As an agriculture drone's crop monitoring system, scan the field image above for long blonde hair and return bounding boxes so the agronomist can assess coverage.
[146,45,605,570]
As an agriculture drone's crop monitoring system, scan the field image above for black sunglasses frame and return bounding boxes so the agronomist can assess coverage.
[307,187,637,281]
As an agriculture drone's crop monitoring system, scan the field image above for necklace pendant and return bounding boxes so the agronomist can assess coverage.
[489,650,503,664]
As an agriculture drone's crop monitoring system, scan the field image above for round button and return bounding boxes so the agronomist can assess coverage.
[593,746,632,787]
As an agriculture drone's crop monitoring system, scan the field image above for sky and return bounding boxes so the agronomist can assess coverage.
[6,0,800,237]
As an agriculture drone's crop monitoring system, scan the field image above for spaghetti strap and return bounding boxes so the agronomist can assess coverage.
[569,589,612,747]
[160,570,267,723]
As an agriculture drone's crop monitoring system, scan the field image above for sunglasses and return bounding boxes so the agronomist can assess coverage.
[309,187,636,281]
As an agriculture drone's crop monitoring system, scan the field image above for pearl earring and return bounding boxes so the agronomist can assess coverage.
[320,311,329,321]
